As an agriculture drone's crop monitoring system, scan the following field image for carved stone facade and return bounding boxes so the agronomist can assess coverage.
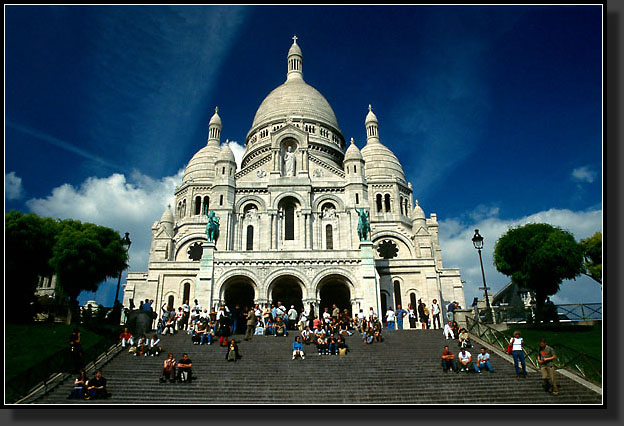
[123,38,465,321]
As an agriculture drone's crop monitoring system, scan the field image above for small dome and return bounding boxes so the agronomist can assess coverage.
[217,140,236,163]
[182,142,221,184]
[209,107,222,127]
[361,141,406,183]
[344,138,363,162]
[412,200,425,220]
[365,104,378,125]
[160,206,174,224]
[288,38,302,56]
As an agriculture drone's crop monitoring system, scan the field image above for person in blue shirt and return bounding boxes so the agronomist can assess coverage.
[395,304,408,330]
[292,336,305,360]
[476,347,494,373]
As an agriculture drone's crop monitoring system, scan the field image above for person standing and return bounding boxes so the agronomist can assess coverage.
[510,330,527,378]
[417,299,427,329]
[538,338,558,395]
[287,305,298,330]
[181,300,190,331]
[244,308,256,341]
[69,328,83,373]
[431,299,441,329]
[395,304,407,330]
[385,306,396,330]
[446,301,457,322]
[407,303,417,329]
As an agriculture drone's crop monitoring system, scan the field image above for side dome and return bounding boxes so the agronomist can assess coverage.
[160,206,174,224]
[182,143,221,184]
[360,142,406,183]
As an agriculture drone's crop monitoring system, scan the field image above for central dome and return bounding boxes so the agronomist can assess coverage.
[250,79,339,131]
[248,37,340,137]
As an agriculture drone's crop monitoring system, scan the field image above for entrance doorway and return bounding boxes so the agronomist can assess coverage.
[270,276,304,313]
[318,275,351,316]
[223,278,255,312]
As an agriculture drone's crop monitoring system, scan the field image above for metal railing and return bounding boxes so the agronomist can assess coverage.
[465,316,602,385]
[556,303,602,321]
[6,335,118,404]
[477,303,602,324]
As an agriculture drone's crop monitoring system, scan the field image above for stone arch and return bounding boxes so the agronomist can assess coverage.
[266,272,307,313]
[215,269,260,296]
[312,193,345,212]
[311,268,358,294]
[371,231,415,258]
[218,274,258,312]
[264,268,309,297]
[163,292,176,310]
[272,191,307,210]
[235,194,267,213]
[174,235,206,262]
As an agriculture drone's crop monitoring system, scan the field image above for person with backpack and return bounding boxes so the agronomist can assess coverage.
[226,339,242,362]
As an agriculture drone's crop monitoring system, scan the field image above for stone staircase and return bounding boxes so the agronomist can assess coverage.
[34,328,601,404]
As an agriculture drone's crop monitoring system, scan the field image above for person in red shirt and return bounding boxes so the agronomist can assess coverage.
[119,327,134,348]
[441,345,459,372]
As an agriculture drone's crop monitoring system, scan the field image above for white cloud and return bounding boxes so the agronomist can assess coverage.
[5,171,24,200]
[439,207,603,307]
[228,141,245,171]
[26,169,184,278]
[571,166,597,183]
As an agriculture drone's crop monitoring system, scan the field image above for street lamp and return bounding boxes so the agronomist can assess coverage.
[114,232,132,307]
[472,229,492,322]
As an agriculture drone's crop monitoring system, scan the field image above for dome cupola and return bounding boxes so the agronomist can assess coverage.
[360,105,406,183]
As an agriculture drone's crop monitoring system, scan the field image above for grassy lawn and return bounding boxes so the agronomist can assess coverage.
[5,323,105,382]
[503,323,602,361]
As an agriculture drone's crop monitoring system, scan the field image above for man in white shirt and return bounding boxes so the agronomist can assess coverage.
[200,309,209,321]
[287,305,298,330]
[181,300,191,331]
[431,299,441,329]
[457,347,476,372]
[322,308,332,325]
[191,299,202,323]
[443,321,454,340]
[357,309,367,333]
[298,309,309,331]
[385,307,396,330]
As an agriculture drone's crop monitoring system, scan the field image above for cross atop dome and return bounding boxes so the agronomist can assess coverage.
[292,35,298,44]
[368,104,372,112]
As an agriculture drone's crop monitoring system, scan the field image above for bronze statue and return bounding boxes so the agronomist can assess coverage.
[355,208,370,242]
[206,210,220,243]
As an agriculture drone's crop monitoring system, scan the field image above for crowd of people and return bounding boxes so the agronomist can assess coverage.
[73,299,559,399]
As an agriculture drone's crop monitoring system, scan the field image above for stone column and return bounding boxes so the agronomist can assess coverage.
[360,241,381,318]
[196,242,216,311]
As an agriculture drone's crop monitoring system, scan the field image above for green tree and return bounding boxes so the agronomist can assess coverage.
[5,211,60,323]
[493,223,584,323]
[49,219,128,323]
[579,232,602,284]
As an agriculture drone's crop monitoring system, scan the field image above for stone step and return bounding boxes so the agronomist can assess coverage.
[34,329,601,404]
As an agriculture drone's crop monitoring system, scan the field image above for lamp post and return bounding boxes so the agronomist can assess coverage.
[472,229,492,322]
[114,232,132,307]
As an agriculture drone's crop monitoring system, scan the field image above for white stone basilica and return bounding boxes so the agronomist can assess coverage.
[123,37,465,321]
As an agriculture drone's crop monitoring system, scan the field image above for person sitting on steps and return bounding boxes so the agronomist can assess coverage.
[176,353,193,382]
[292,336,305,360]
[148,334,162,356]
[85,369,109,399]
[226,339,242,362]
[441,346,459,373]
[160,353,176,383]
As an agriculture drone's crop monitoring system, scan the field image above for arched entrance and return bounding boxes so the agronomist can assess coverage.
[222,277,256,312]
[269,275,304,313]
[318,275,352,316]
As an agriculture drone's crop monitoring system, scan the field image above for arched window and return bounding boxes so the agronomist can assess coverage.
[182,199,186,217]
[384,194,391,212]
[353,165,357,173]
[381,292,388,314]
[355,193,360,205]
[393,280,402,307]
[410,293,417,311]
[183,282,191,304]
[284,203,295,240]
[168,295,174,310]
[203,196,210,215]
[376,194,383,212]
[325,224,333,250]
[246,225,254,251]
[220,194,224,206]
[195,196,201,215]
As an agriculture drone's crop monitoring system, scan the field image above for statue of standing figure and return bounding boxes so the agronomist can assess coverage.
[206,210,220,243]
[284,146,296,176]
[355,208,370,241]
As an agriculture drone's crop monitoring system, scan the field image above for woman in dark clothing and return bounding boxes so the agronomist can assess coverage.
[217,314,231,346]
[225,338,242,361]
[69,328,83,373]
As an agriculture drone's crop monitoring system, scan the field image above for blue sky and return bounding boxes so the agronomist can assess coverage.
[5,5,602,308]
